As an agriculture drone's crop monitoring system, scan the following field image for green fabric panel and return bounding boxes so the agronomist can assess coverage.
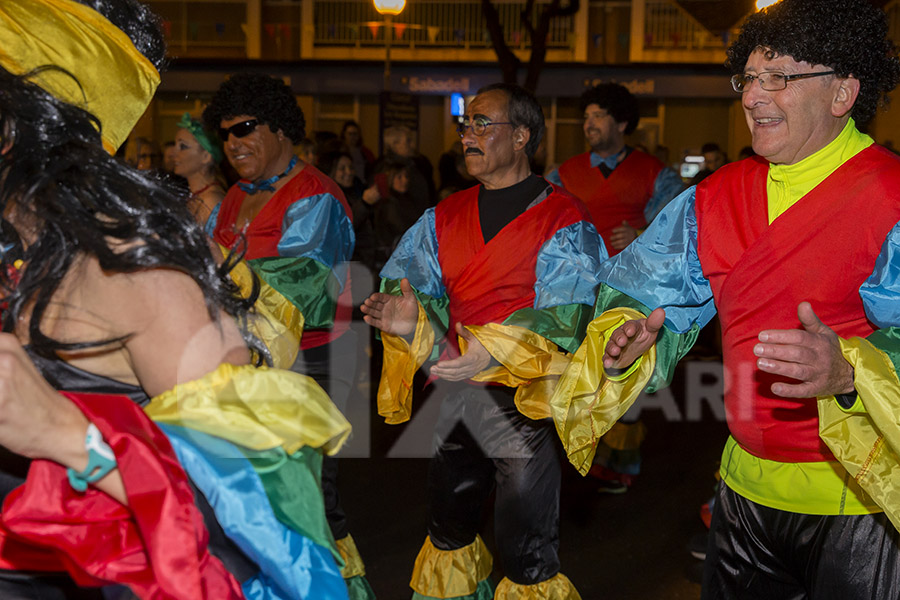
[410,577,495,600]
[866,327,900,374]
[248,256,339,329]
[594,283,701,393]
[345,574,377,600]
[382,278,451,361]
[240,445,341,565]
[502,303,593,354]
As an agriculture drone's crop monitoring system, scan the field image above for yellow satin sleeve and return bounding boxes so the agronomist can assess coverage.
[377,300,435,424]
[463,323,571,420]
[549,308,656,475]
[145,363,350,456]
[226,248,304,369]
[819,335,900,530]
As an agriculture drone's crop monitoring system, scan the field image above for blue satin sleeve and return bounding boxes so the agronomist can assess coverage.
[598,186,715,333]
[160,424,348,600]
[278,193,356,286]
[204,202,220,237]
[544,168,562,187]
[644,167,685,223]
[535,219,607,310]
[380,207,445,299]
[860,220,900,328]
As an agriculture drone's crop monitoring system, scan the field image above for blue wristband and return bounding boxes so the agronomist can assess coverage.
[66,423,116,493]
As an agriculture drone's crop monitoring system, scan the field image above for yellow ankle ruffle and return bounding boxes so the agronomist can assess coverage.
[336,533,366,579]
[494,573,581,599]
[410,535,493,597]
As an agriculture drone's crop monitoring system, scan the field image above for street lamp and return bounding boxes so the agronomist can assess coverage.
[373,0,406,91]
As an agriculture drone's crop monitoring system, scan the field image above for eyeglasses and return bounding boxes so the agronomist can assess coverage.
[218,119,259,141]
[456,117,513,138]
[731,71,835,93]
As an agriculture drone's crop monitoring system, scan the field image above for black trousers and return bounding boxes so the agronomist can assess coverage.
[292,330,358,541]
[703,481,900,600]
[426,384,562,586]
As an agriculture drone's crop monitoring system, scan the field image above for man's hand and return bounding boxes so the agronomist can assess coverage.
[429,322,492,381]
[360,278,419,336]
[754,301,854,398]
[603,308,666,371]
[609,220,639,250]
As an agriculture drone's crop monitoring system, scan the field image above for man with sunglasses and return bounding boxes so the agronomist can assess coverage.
[361,83,605,598]
[551,0,900,597]
[202,73,374,599]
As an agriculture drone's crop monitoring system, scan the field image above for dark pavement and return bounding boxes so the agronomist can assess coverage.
[336,319,729,599]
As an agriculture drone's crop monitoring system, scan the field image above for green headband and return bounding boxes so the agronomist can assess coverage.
[177,112,223,163]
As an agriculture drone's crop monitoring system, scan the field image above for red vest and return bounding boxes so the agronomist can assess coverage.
[558,150,663,255]
[433,184,591,355]
[215,164,353,350]
[695,148,900,462]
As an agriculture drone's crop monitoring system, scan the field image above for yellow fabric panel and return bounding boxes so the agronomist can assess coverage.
[377,300,435,424]
[463,323,571,420]
[145,363,350,456]
[494,573,582,600]
[549,308,656,476]
[600,420,647,451]
[410,535,492,597]
[766,119,872,223]
[818,336,900,530]
[335,533,366,579]
[0,0,160,153]
[226,250,303,369]
[719,436,879,515]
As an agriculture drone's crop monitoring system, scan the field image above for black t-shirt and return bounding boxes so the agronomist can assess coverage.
[477,174,551,243]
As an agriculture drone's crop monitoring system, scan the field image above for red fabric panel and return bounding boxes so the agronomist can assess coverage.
[215,163,353,349]
[434,184,590,354]
[695,148,900,462]
[0,392,243,599]
[558,150,662,254]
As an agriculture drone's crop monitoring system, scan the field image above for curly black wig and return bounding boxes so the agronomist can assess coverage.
[77,0,167,70]
[0,1,262,361]
[579,83,639,135]
[725,0,900,125]
[202,73,306,144]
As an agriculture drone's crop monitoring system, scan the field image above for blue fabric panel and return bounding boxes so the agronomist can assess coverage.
[205,202,221,237]
[380,207,445,298]
[644,167,685,223]
[544,168,562,186]
[160,424,348,600]
[534,220,607,310]
[278,193,355,287]
[598,186,716,333]
[860,221,900,328]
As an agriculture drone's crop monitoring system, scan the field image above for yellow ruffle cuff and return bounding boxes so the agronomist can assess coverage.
[819,336,900,530]
[494,573,582,600]
[0,0,160,153]
[410,535,493,598]
[335,533,366,579]
[377,300,435,424]
[145,363,351,456]
[463,323,571,420]
[227,250,304,369]
[549,308,656,475]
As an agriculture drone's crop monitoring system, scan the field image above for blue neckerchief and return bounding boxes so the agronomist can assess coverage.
[237,155,298,194]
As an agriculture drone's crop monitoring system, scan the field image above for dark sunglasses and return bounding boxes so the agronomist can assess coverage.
[218,119,258,141]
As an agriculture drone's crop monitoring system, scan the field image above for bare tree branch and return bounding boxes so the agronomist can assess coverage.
[481,0,521,84]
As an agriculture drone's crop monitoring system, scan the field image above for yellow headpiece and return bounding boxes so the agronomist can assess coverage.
[0,0,161,154]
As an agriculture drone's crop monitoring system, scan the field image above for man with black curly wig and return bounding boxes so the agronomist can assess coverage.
[549,0,900,597]
[202,73,374,599]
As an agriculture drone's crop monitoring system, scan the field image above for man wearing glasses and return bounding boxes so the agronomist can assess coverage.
[551,0,900,597]
[361,83,605,598]
[202,73,374,598]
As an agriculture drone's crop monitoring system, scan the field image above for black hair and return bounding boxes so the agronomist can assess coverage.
[579,83,640,135]
[75,0,167,70]
[340,120,361,139]
[477,83,545,158]
[725,0,900,125]
[317,150,352,180]
[202,73,306,144]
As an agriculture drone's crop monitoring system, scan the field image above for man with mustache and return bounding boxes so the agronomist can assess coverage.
[362,83,605,598]
[552,0,900,597]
